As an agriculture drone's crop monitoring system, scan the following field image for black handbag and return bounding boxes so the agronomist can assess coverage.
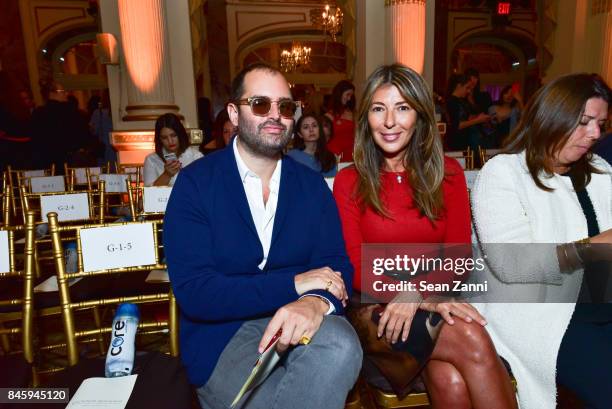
[347,303,442,399]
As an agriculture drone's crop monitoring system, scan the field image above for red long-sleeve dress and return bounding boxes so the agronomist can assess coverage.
[332,157,471,298]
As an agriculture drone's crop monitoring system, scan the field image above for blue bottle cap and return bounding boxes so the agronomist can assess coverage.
[115,303,140,320]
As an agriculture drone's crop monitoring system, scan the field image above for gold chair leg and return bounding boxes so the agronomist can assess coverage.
[0,330,10,353]
[92,306,105,355]
[169,289,179,357]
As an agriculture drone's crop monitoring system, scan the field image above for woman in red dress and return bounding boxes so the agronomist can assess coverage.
[333,64,516,409]
[326,80,356,162]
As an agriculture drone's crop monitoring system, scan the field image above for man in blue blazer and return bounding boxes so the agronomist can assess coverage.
[164,63,361,409]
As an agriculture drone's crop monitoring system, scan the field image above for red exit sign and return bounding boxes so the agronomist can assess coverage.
[497,2,511,15]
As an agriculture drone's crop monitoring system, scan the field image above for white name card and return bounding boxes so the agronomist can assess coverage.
[0,231,9,273]
[40,193,90,222]
[464,170,480,191]
[23,169,46,178]
[75,167,101,185]
[143,187,172,213]
[80,223,156,272]
[99,174,129,193]
[30,176,66,193]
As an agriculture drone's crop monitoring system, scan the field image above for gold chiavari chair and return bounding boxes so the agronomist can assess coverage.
[126,183,172,221]
[47,213,179,365]
[47,209,190,407]
[20,209,109,382]
[445,147,474,170]
[1,172,11,227]
[0,216,35,386]
[116,163,143,186]
[20,182,105,281]
[6,165,55,220]
[478,147,502,166]
[65,164,109,191]
[96,173,134,221]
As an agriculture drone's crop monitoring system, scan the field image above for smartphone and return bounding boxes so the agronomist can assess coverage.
[163,153,177,162]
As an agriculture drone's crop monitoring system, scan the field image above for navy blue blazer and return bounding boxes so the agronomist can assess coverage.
[163,144,353,386]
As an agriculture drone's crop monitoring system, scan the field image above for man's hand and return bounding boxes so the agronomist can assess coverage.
[258,297,328,353]
[294,267,348,305]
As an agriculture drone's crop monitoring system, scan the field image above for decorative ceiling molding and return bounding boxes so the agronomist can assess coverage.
[235,10,308,42]
[35,6,87,38]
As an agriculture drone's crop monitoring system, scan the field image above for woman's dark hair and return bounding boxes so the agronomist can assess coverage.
[330,80,355,116]
[504,73,611,191]
[446,74,470,98]
[154,113,190,161]
[213,107,232,149]
[495,85,517,107]
[293,114,336,173]
[319,114,334,142]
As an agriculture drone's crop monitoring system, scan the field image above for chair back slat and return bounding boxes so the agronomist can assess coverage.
[74,167,102,185]
[445,148,474,170]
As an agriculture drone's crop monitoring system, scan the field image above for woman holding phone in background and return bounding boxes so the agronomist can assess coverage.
[144,113,203,186]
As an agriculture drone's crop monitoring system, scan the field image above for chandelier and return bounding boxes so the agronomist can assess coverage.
[280,42,312,73]
[310,3,343,42]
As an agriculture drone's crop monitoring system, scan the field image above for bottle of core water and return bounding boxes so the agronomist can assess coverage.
[64,242,77,274]
[105,303,140,377]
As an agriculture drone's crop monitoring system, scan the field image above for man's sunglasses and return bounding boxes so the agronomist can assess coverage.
[235,97,299,119]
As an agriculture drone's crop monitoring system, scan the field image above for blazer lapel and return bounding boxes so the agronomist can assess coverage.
[270,158,296,247]
[220,147,259,240]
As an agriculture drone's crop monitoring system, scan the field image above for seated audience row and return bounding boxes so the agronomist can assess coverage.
[161,64,610,409]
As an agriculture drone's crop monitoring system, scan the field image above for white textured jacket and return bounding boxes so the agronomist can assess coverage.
[471,151,612,409]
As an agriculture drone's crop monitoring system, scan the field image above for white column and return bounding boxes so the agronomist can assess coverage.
[354,0,386,99]
[118,0,179,121]
[385,0,426,73]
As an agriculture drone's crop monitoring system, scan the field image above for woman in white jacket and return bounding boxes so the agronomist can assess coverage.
[471,73,612,409]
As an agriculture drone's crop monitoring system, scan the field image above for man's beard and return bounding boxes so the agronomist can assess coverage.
[238,117,293,158]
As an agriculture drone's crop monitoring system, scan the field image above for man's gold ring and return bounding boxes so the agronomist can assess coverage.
[299,335,311,345]
[325,280,332,291]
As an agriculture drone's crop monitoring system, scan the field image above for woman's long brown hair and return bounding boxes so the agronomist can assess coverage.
[503,73,611,191]
[353,64,445,221]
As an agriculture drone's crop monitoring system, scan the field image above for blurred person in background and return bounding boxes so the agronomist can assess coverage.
[326,80,356,161]
[287,113,337,177]
[488,85,524,147]
[30,79,89,172]
[445,74,490,156]
[144,113,203,186]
